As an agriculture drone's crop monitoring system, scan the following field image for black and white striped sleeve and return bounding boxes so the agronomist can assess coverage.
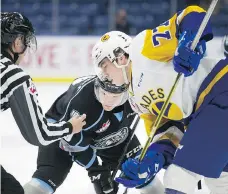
[1,64,72,146]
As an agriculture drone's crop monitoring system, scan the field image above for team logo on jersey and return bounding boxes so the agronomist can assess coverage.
[70,109,80,118]
[28,82,37,95]
[93,127,129,149]
[101,34,110,42]
[96,120,110,133]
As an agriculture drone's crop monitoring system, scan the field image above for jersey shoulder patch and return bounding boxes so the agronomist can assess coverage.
[28,81,38,95]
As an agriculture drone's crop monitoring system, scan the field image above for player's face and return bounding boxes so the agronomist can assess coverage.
[12,36,27,64]
[98,88,124,111]
[99,58,126,87]
[13,36,26,52]
[12,34,37,64]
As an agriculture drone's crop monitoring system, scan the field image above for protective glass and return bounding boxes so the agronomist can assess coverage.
[94,78,129,108]
[24,32,37,53]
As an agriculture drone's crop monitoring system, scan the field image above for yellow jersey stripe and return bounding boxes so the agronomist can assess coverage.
[196,65,228,110]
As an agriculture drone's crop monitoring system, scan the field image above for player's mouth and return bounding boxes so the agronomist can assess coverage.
[104,105,113,108]
[103,104,115,110]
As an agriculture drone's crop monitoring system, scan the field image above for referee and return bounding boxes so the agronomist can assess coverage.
[1,12,86,193]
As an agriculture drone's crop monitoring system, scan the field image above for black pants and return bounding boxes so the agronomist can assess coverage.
[32,136,141,192]
[1,166,24,194]
[32,141,73,191]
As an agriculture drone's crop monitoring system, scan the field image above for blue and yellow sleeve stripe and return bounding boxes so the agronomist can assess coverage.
[141,6,213,63]
[176,6,213,41]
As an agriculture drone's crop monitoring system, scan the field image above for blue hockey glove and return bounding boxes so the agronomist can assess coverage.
[173,31,206,77]
[115,148,165,188]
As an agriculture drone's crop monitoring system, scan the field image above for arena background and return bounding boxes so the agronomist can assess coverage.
[1,0,228,82]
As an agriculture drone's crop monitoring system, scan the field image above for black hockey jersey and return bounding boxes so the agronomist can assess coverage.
[0,51,72,146]
[45,75,136,169]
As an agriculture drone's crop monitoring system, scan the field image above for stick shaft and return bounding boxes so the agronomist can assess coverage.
[139,73,181,161]
[191,0,218,50]
[111,114,140,180]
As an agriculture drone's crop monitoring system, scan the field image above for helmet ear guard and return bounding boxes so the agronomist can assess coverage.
[112,47,130,68]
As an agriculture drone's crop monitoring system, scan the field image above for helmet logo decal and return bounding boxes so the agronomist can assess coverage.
[101,34,110,42]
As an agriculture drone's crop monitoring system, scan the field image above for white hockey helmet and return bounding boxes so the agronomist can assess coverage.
[92,31,132,85]
[92,31,132,109]
[92,31,132,70]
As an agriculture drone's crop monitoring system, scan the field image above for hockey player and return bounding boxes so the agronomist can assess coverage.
[92,5,228,194]
[1,12,86,194]
[23,75,162,194]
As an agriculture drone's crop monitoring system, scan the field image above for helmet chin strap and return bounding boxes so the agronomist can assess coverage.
[121,67,129,84]
[113,58,131,85]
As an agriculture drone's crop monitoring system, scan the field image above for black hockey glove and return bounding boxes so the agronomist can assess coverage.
[88,165,118,194]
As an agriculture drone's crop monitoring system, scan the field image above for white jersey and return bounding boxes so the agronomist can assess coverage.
[130,31,219,120]
[127,5,217,135]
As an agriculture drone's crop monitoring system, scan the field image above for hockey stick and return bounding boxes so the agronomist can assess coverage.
[111,113,140,181]
[138,0,219,162]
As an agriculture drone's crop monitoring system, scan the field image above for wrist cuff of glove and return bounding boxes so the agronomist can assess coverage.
[135,176,155,189]
[149,140,176,168]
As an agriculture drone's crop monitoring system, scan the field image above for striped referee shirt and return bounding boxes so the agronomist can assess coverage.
[0,51,72,146]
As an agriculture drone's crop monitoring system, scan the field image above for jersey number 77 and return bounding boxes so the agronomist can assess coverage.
[152,21,172,47]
